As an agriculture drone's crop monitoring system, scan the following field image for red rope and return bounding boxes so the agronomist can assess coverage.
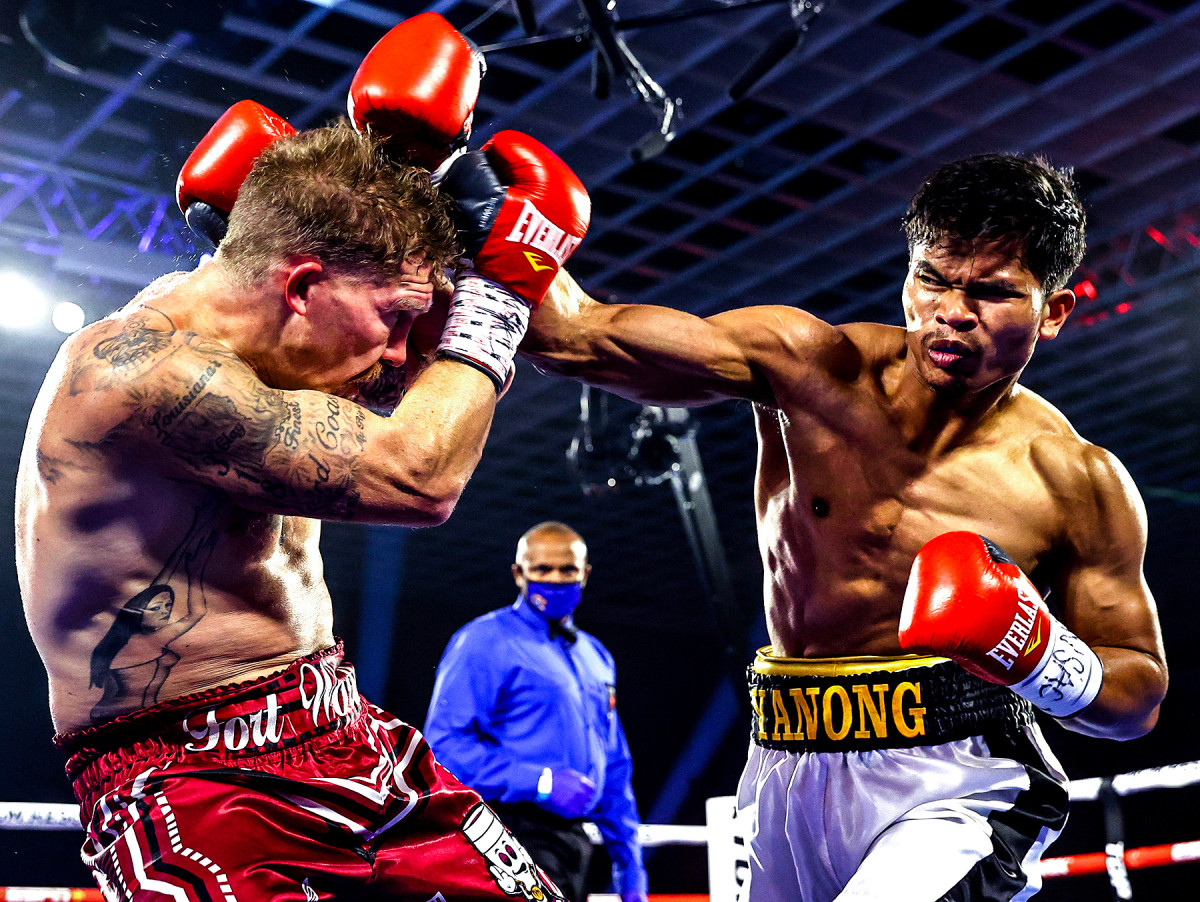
[1041,840,1200,877]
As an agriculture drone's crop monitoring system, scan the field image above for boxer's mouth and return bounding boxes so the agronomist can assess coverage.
[927,339,976,368]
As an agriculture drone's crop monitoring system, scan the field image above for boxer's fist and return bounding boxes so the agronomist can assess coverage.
[440,130,590,306]
[434,133,589,389]
[176,100,296,251]
[899,532,1103,717]
[348,12,484,170]
[900,532,1050,685]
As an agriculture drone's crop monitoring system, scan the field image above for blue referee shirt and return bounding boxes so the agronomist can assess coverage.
[424,596,647,897]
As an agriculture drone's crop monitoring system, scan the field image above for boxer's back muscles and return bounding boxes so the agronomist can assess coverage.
[525,270,1164,735]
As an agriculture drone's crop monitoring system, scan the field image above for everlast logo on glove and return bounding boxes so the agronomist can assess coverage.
[441,129,590,307]
[504,199,583,270]
[985,590,1043,671]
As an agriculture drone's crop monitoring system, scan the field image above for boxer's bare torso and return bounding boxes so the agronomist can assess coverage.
[525,240,1163,735]
[747,324,1114,658]
[19,261,495,734]
[18,276,330,733]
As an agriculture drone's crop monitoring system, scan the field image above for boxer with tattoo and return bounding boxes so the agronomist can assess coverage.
[15,64,584,900]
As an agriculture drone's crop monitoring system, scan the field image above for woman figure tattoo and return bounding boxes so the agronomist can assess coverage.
[88,499,220,721]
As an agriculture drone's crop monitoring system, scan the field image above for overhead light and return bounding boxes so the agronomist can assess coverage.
[0,271,50,331]
[52,301,86,334]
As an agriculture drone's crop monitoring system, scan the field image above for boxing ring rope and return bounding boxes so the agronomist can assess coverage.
[4,760,1199,901]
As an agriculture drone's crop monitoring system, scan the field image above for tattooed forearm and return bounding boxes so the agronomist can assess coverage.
[274,398,303,451]
[73,316,377,519]
[313,396,368,455]
[123,354,370,519]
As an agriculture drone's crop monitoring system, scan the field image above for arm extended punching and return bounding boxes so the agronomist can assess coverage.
[521,269,835,408]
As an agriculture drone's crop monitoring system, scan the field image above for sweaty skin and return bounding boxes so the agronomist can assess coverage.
[522,239,1166,740]
[18,258,497,734]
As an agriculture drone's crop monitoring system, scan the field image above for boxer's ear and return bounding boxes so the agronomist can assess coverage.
[283,258,323,316]
[1039,287,1075,340]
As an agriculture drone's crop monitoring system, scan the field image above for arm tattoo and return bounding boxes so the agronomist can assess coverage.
[76,313,374,518]
[95,328,175,369]
[36,450,70,484]
[68,311,177,395]
[121,340,369,519]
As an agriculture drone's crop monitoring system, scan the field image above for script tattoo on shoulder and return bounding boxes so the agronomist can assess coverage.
[119,340,368,519]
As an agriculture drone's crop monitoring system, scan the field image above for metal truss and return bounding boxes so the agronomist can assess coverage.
[0,150,196,287]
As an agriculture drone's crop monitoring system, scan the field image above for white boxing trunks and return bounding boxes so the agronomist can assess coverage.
[735,651,1069,902]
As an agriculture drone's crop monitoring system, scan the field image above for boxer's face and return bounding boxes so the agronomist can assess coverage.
[285,256,434,395]
[901,238,1074,396]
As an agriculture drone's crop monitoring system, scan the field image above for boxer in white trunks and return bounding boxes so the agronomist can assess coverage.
[517,152,1167,900]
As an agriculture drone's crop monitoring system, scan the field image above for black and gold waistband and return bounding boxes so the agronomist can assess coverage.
[748,649,1033,752]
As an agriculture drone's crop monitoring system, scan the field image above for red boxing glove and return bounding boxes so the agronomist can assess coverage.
[435,133,589,390]
[440,130,591,306]
[899,532,1103,718]
[176,100,296,250]
[348,12,484,170]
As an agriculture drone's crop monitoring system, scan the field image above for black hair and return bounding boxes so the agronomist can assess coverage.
[902,153,1086,292]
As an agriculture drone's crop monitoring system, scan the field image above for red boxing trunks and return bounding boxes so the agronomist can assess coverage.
[55,643,565,902]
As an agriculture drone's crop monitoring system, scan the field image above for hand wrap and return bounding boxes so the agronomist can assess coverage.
[436,272,530,391]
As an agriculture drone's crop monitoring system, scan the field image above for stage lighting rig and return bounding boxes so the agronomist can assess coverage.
[480,0,833,160]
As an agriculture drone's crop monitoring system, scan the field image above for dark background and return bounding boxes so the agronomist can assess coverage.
[2,0,1200,897]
